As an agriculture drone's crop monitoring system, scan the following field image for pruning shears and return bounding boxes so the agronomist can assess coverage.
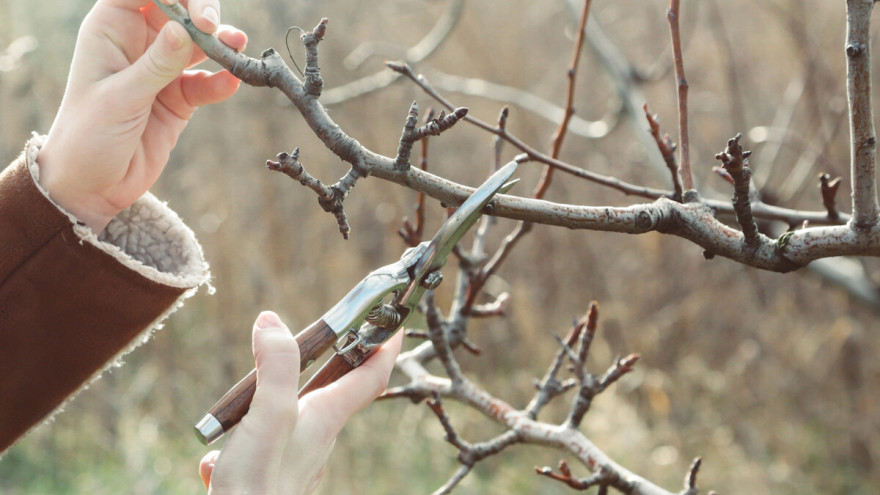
[194,161,518,445]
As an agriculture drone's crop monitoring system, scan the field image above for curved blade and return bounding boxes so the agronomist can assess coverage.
[412,160,518,279]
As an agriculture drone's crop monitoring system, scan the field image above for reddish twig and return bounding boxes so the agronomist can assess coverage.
[534,0,593,199]
[819,173,843,222]
[644,103,683,201]
[535,460,609,491]
[667,0,692,191]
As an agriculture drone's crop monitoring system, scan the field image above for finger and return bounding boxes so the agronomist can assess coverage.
[303,332,403,437]
[184,25,248,69]
[248,311,301,433]
[205,312,300,491]
[113,20,193,107]
[155,68,240,121]
[216,25,248,52]
[198,450,221,489]
[100,0,163,10]
[185,0,221,34]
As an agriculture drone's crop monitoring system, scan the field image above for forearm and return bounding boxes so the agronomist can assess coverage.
[0,136,210,452]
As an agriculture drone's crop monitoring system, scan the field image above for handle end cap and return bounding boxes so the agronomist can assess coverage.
[194,414,224,445]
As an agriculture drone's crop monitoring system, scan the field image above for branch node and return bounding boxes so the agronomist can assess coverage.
[394,101,420,171]
[714,133,760,247]
[267,149,353,239]
[301,18,328,96]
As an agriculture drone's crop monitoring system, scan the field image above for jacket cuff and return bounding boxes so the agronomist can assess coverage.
[23,134,210,288]
[0,135,210,452]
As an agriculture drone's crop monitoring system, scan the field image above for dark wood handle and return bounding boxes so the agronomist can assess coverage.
[298,353,356,396]
[298,346,378,396]
[204,319,337,434]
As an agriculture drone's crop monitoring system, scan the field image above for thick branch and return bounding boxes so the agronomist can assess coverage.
[155,1,880,272]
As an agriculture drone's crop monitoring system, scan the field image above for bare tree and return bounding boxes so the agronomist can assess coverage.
[153,0,880,493]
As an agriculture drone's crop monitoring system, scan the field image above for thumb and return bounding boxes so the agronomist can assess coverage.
[121,21,193,105]
[199,450,221,489]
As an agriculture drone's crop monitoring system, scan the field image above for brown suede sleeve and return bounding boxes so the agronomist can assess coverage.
[0,137,208,452]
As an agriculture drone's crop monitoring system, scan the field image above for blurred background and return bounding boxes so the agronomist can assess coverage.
[2,0,879,493]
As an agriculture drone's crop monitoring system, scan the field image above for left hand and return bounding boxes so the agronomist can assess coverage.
[37,0,247,232]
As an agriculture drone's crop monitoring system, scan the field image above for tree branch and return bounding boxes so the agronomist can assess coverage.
[846,0,880,229]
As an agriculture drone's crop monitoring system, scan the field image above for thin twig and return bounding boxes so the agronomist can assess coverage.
[667,0,692,191]
[525,319,584,418]
[644,103,683,201]
[819,173,843,222]
[534,0,593,199]
[386,62,672,200]
[535,460,607,490]
[681,457,702,495]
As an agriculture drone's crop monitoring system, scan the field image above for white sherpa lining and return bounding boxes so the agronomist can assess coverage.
[6,135,212,452]
[25,134,209,289]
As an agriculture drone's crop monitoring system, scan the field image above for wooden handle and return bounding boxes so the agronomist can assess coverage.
[298,346,378,396]
[196,319,337,444]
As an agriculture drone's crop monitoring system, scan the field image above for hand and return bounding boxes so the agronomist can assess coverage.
[36,0,247,233]
[199,312,402,494]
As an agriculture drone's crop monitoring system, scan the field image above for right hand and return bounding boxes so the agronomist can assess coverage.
[199,311,402,494]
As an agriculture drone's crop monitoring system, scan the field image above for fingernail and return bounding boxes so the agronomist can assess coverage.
[165,21,188,51]
[256,311,283,330]
[202,6,220,31]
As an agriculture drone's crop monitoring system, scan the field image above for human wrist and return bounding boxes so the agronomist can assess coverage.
[35,144,116,233]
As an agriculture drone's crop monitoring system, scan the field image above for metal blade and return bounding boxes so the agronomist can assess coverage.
[413,160,518,279]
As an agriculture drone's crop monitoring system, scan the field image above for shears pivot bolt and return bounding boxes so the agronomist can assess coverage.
[365,304,402,328]
[421,271,444,291]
